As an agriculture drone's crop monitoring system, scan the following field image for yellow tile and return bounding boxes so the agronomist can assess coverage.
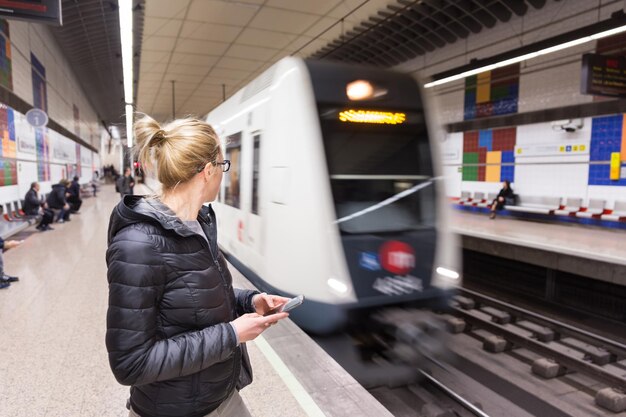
[485,151,501,182]
[476,71,491,104]
[611,152,621,180]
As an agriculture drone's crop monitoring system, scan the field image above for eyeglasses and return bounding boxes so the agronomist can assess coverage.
[213,160,230,172]
[198,160,230,173]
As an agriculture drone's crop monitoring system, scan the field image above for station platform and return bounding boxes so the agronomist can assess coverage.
[0,184,392,417]
[451,209,626,285]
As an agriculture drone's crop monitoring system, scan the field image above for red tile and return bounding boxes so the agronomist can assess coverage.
[464,131,479,152]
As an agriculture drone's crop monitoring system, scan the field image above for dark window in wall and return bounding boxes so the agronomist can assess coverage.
[31,52,49,181]
[251,134,260,215]
[224,132,241,208]
[0,19,13,90]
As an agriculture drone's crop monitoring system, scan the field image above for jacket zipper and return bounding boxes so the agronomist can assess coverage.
[195,217,241,394]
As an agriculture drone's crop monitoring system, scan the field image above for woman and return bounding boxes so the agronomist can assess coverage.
[106,115,290,417]
[489,180,514,219]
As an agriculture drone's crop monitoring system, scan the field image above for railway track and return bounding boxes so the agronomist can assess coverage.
[444,287,626,413]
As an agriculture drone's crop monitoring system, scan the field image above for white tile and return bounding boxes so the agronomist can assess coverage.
[144,0,191,19]
[236,28,297,49]
[217,56,264,71]
[187,0,259,26]
[175,38,229,55]
[226,44,279,61]
[143,35,178,52]
[143,17,183,37]
[180,21,242,43]
[248,8,319,34]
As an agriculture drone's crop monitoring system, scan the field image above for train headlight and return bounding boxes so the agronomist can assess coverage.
[327,278,348,293]
[436,267,460,280]
[346,80,374,100]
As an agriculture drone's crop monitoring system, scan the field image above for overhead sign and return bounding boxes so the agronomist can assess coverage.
[339,109,406,125]
[581,53,626,97]
[26,108,48,128]
[0,0,62,25]
[515,143,589,157]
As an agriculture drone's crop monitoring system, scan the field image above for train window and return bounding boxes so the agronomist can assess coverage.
[319,108,436,234]
[319,109,432,176]
[224,132,241,208]
[251,134,261,215]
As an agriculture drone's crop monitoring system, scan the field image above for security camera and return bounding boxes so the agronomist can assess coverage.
[551,119,583,132]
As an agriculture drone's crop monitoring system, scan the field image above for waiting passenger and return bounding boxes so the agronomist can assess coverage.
[91,170,99,196]
[23,182,54,231]
[46,179,71,223]
[106,115,290,417]
[116,167,135,198]
[0,237,22,289]
[490,180,514,219]
[67,176,82,213]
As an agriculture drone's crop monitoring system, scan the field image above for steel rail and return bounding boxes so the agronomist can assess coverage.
[452,307,626,391]
[459,287,626,358]
[418,370,492,417]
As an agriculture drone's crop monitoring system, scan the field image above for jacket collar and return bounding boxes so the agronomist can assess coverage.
[108,195,217,243]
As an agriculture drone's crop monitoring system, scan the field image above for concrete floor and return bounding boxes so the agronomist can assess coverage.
[0,184,389,417]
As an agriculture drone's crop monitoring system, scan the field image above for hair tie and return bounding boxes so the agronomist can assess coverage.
[150,129,167,147]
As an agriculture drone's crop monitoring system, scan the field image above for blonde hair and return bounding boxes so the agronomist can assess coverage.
[134,114,220,191]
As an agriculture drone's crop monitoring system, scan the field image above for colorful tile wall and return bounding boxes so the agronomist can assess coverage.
[0,157,16,186]
[0,19,12,91]
[464,64,520,120]
[0,104,15,159]
[588,114,626,186]
[462,127,516,183]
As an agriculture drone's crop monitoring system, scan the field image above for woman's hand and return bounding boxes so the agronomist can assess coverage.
[4,240,23,250]
[252,293,290,316]
[230,312,289,343]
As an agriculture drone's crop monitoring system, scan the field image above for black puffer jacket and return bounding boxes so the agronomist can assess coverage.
[106,196,259,417]
[46,183,67,209]
[23,188,41,216]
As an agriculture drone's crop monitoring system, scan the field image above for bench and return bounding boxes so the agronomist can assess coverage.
[601,200,626,222]
[504,196,561,214]
[575,199,605,219]
[554,197,582,216]
[475,192,498,208]
[0,203,31,240]
[458,191,472,205]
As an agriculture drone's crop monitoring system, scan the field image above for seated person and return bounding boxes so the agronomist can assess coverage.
[0,237,22,289]
[46,179,71,223]
[490,180,514,219]
[23,182,54,231]
[67,176,82,213]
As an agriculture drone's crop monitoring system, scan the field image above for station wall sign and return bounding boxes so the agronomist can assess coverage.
[26,108,48,128]
[581,53,626,97]
[0,0,62,26]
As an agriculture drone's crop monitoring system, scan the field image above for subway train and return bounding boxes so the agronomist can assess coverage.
[206,57,460,335]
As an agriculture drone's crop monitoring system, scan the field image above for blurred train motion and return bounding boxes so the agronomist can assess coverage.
[206,58,460,341]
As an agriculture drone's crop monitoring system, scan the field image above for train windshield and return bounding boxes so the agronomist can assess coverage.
[319,107,436,234]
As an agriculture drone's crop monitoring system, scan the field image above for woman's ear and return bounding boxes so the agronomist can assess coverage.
[203,162,213,181]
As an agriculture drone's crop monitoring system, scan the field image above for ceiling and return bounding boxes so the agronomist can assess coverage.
[137,0,396,121]
[51,0,558,130]
[51,0,145,132]
[310,0,557,66]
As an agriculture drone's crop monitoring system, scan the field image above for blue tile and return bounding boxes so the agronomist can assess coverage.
[479,130,493,150]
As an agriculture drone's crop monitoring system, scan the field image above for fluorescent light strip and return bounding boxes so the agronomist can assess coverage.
[126,104,133,148]
[424,24,626,88]
[119,0,133,104]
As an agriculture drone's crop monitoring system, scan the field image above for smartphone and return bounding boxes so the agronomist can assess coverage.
[264,295,305,316]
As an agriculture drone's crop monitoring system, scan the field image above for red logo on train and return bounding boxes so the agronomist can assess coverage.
[379,241,415,275]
